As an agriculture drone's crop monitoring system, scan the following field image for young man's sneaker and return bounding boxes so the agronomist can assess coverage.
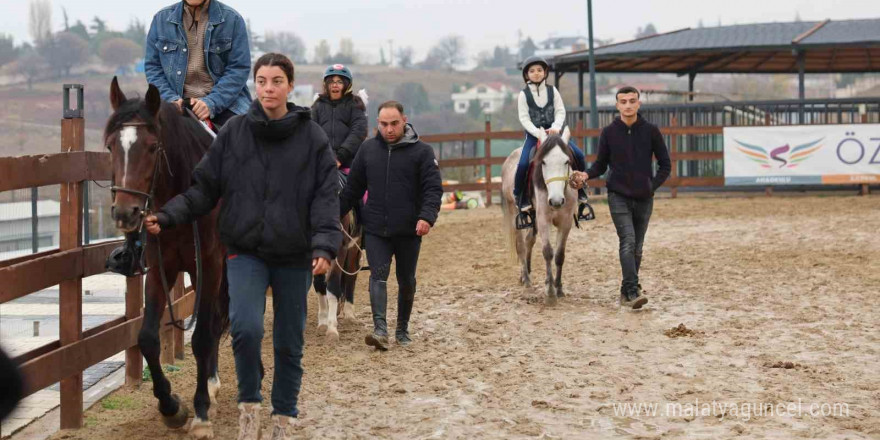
[270,414,296,440]
[237,403,262,440]
[620,286,648,309]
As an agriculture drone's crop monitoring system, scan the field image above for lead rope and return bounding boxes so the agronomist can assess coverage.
[332,214,368,276]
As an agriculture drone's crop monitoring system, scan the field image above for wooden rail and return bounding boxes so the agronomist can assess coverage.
[427,120,727,202]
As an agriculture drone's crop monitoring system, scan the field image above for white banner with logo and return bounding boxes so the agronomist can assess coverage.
[723,124,880,185]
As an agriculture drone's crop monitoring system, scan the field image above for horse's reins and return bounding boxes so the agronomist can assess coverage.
[333,213,367,276]
[111,121,203,332]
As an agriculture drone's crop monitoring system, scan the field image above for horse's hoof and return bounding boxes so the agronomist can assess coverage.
[326,327,339,342]
[545,295,558,306]
[189,417,214,439]
[161,394,189,429]
[317,323,328,334]
[341,304,356,322]
[557,290,565,298]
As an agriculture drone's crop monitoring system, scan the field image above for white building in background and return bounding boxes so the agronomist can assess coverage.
[451,83,513,114]
[535,36,588,59]
[0,200,60,254]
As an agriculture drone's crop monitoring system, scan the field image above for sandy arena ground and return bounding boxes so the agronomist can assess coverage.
[46,194,879,439]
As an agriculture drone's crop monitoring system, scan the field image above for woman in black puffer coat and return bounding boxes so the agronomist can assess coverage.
[310,64,368,169]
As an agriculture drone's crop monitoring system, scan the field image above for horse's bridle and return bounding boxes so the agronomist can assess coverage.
[107,121,199,332]
[544,170,571,186]
[109,121,169,227]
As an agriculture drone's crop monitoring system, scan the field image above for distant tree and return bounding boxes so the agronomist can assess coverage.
[99,37,141,73]
[519,37,537,59]
[0,34,17,67]
[396,46,414,69]
[421,35,465,71]
[61,7,69,30]
[331,38,356,64]
[263,31,307,63]
[68,20,90,42]
[246,18,260,56]
[697,19,705,28]
[15,51,46,90]
[379,47,387,66]
[392,82,431,115]
[314,39,331,65]
[90,16,108,34]
[794,12,802,22]
[89,30,125,56]
[39,31,89,77]
[28,0,53,44]
[477,45,516,68]
[635,23,658,39]
[123,19,146,48]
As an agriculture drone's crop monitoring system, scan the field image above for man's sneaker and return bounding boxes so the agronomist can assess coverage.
[630,294,648,310]
[620,286,648,309]
[270,414,296,440]
[365,332,389,351]
[237,403,262,440]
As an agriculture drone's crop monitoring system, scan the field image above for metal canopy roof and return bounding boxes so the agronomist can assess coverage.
[551,18,880,75]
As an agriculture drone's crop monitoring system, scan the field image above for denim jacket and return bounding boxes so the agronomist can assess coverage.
[145,1,252,117]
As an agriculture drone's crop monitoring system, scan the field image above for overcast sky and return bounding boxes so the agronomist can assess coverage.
[2,0,878,64]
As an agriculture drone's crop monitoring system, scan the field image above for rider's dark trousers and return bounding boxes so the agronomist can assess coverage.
[226,253,310,418]
[608,191,654,293]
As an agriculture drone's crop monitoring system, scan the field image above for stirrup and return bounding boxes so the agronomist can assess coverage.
[577,202,596,221]
[516,210,535,230]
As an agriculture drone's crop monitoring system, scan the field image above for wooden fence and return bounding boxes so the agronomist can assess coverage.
[424,118,872,204]
[0,90,194,430]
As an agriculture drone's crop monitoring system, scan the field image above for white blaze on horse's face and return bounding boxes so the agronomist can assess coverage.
[543,146,571,208]
[119,126,138,187]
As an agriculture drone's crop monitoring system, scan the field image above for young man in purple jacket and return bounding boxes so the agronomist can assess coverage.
[572,86,671,309]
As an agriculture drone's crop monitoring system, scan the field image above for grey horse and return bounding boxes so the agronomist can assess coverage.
[502,132,578,305]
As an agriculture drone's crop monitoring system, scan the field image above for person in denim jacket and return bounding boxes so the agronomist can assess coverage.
[145,0,251,127]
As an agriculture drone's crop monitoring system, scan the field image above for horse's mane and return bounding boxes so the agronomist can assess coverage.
[104,98,213,195]
[532,135,574,192]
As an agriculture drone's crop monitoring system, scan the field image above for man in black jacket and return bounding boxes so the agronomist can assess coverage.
[340,101,443,350]
[572,86,671,309]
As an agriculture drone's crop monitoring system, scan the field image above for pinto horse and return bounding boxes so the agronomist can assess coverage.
[105,77,228,439]
[314,178,363,340]
[501,133,578,305]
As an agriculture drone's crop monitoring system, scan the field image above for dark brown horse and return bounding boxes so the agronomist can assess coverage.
[105,77,228,439]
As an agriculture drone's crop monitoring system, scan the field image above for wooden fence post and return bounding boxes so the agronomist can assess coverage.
[670,116,679,199]
[160,298,176,365]
[484,118,493,206]
[125,275,143,387]
[59,84,85,430]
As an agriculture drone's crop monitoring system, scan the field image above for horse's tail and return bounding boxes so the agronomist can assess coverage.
[500,188,519,264]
